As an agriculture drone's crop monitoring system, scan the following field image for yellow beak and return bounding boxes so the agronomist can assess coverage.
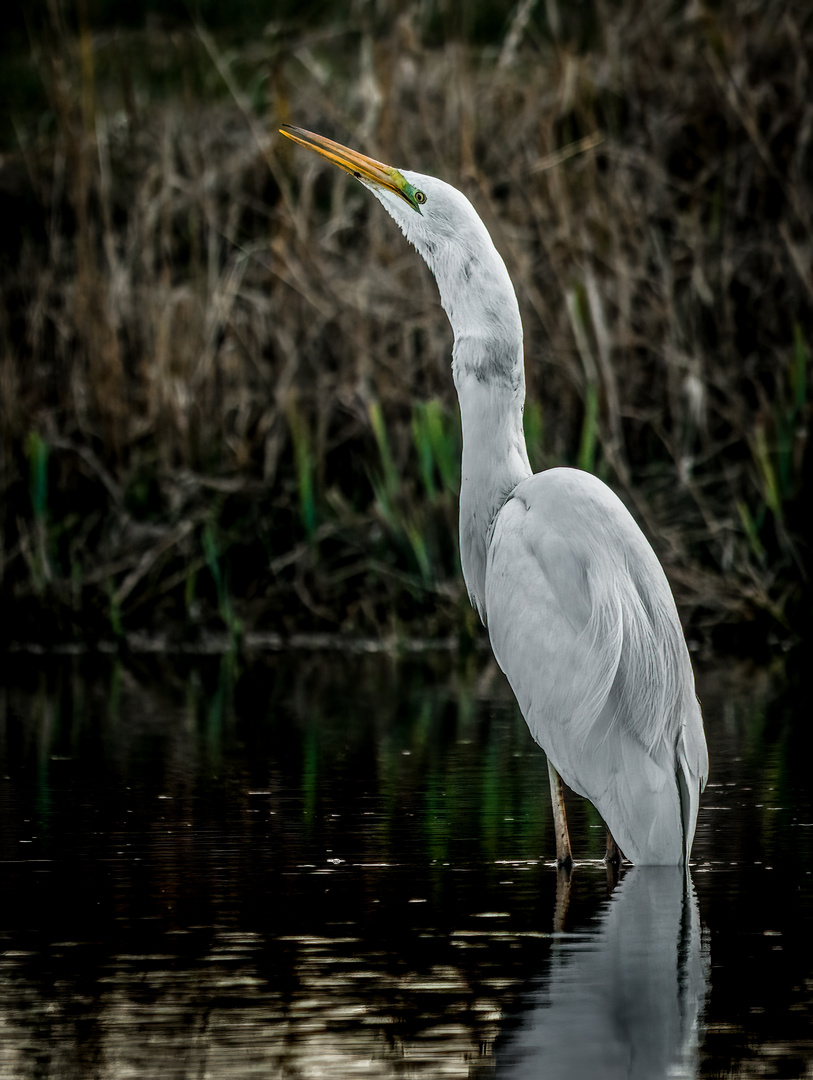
[279,124,424,213]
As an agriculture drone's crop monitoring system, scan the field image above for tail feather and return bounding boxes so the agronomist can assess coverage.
[676,745,704,863]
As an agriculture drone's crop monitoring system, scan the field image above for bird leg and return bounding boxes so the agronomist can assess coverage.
[553,863,572,933]
[604,827,623,866]
[547,759,572,869]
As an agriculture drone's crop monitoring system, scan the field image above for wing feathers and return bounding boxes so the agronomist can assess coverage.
[485,469,707,865]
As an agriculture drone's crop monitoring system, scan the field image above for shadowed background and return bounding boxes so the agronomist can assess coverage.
[1,0,810,652]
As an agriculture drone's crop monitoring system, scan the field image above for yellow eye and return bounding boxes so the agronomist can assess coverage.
[415,190,427,204]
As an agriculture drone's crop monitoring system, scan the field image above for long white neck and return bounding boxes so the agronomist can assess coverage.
[442,254,531,623]
[386,174,532,621]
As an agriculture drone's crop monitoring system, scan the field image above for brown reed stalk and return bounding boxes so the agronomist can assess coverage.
[1,0,810,649]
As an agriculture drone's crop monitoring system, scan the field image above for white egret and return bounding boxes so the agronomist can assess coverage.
[280,124,708,866]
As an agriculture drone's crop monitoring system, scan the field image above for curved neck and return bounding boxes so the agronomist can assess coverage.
[454,339,531,623]
[414,200,531,621]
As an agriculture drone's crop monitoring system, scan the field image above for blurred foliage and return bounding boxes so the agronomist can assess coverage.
[0,0,811,651]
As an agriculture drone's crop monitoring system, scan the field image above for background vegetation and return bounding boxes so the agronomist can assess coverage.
[1,0,810,653]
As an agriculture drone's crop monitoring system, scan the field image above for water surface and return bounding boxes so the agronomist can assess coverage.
[0,650,811,1077]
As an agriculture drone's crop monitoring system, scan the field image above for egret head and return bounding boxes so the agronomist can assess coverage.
[280,124,524,385]
[279,125,477,260]
[280,125,519,330]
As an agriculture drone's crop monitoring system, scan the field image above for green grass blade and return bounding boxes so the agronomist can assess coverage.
[368,399,399,502]
[26,431,49,522]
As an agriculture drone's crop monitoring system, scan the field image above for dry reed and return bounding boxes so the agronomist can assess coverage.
[1,0,810,650]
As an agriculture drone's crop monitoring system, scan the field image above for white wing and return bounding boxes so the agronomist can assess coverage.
[485,468,708,865]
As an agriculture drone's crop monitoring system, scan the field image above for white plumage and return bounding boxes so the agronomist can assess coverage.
[281,125,708,865]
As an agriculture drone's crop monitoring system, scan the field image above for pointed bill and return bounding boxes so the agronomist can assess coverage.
[279,124,424,213]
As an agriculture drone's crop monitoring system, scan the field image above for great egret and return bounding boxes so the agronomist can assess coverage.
[280,124,708,867]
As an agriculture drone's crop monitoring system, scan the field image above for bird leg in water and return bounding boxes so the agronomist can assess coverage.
[553,864,572,933]
[604,829,623,891]
[605,828,623,866]
[547,759,573,869]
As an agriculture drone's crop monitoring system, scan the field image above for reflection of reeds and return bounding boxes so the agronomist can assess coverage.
[1,1,811,647]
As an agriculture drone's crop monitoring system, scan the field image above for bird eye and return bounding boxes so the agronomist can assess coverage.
[415,190,427,204]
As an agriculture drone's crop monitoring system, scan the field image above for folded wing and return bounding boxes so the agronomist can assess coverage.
[485,468,708,865]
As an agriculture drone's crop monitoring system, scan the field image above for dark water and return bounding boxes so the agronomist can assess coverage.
[0,649,811,1078]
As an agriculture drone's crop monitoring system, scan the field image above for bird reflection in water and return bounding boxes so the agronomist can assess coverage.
[497,867,708,1079]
